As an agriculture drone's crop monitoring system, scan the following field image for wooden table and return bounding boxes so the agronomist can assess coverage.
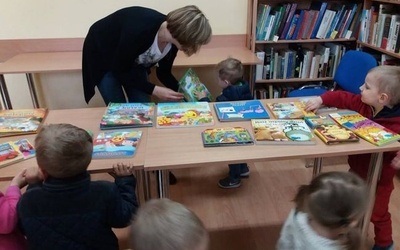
[143,99,400,241]
[0,47,261,109]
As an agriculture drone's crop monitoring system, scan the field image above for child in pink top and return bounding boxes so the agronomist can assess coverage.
[0,168,37,250]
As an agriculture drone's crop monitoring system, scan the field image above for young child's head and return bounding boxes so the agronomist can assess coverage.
[360,65,400,108]
[35,123,93,179]
[130,198,209,250]
[216,58,244,88]
[294,171,368,248]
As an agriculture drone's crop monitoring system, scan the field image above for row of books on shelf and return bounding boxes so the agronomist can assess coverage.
[254,85,295,99]
[256,1,361,41]
[255,43,348,81]
[359,4,400,54]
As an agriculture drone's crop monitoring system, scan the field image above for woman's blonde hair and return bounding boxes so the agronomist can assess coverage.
[294,171,368,250]
[368,65,400,106]
[167,5,212,56]
[217,58,244,84]
[130,198,209,250]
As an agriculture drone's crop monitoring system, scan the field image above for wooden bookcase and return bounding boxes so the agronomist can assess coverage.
[247,0,362,99]
[357,0,400,64]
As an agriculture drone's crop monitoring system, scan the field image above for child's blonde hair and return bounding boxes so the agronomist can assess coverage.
[216,58,244,84]
[130,198,209,250]
[369,65,400,106]
[167,5,212,56]
[35,123,93,178]
[294,171,368,250]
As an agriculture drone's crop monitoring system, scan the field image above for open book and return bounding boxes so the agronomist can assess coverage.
[178,68,212,102]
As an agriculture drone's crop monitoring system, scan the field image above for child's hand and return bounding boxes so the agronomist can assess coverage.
[112,163,134,177]
[24,167,44,184]
[391,151,400,169]
[194,90,207,100]
[10,169,27,188]
[305,97,323,112]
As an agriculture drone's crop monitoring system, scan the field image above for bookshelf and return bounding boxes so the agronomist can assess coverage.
[247,0,363,99]
[357,0,400,65]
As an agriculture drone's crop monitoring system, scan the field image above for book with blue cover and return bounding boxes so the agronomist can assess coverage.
[92,130,142,159]
[214,100,270,121]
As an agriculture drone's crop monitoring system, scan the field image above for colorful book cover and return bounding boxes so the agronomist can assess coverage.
[251,119,315,145]
[178,68,212,102]
[304,115,337,129]
[100,103,155,130]
[314,124,360,145]
[0,141,24,168]
[329,111,400,146]
[266,101,315,119]
[14,139,36,159]
[201,127,254,147]
[214,100,270,121]
[0,108,47,137]
[92,130,142,159]
[156,102,214,128]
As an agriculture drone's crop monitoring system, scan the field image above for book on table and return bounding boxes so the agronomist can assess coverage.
[304,115,359,144]
[250,119,316,145]
[266,101,315,119]
[178,68,212,102]
[156,102,214,128]
[214,100,270,121]
[201,127,254,147]
[329,111,400,146]
[13,138,36,159]
[92,130,142,159]
[0,141,24,168]
[0,108,47,137]
[100,102,155,130]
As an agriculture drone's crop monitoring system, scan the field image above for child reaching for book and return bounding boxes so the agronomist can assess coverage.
[130,198,209,250]
[17,123,139,250]
[0,169,30,250]
[277,171,369,250]
[194,57,253,189]
[305,65,400,250]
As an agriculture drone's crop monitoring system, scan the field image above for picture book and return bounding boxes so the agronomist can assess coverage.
[251,119,316,145]
[266,101,315,119]
[0,108,47,137]
[178,68,213,102]
[214,100,270,121]
[156,102,214,128]
[313,124,360,145]
[0,141,24,168]
[329,111,400,146]
[304,115,337,129]
[92,130,142,159]
[100,102,155,130]
[201,127,254,147]
[14,139,36,159]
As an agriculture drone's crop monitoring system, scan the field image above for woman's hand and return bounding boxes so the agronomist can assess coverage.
[153,86,184,102]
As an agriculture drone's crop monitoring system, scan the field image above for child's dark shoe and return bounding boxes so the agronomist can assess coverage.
[240,165,250,178]
[218,176,241,189]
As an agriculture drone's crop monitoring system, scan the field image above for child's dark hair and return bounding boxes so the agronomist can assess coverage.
[294,171,368,250]
[35,123,93,178]
[216,58,244,84]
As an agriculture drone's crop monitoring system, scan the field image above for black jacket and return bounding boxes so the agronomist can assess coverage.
[82,6,179,103]
[17,172,138,250]
[200,80,253,102]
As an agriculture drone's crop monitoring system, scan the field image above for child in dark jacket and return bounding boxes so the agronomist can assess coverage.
[195,58,253,189]
[17,123,139,250]
[305,65,400,250]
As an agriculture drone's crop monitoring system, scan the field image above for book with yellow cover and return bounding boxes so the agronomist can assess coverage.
[313,124,360,145]
[266,101,315,119]
[0,108,47,137]
[329,111,400,146]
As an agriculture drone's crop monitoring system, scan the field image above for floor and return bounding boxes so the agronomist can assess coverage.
[2,157,399,250]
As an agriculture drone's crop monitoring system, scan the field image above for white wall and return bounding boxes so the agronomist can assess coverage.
[1,0,249,109]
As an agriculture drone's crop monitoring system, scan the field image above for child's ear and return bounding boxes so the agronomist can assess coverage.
[379,93,390,104]
[39,168,49,180]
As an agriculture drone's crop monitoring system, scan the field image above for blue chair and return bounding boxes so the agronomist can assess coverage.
[288,50,378,97]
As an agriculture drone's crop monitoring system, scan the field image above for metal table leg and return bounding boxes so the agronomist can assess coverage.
[157,170,170,198]
[0,74,13,109]
[312,157,323,177]
[26,73,40,108]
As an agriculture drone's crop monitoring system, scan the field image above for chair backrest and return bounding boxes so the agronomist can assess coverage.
[333,50,378,94]
[287,86,328,97]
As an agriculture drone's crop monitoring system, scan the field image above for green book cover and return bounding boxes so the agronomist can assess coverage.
[178,68,212,102]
